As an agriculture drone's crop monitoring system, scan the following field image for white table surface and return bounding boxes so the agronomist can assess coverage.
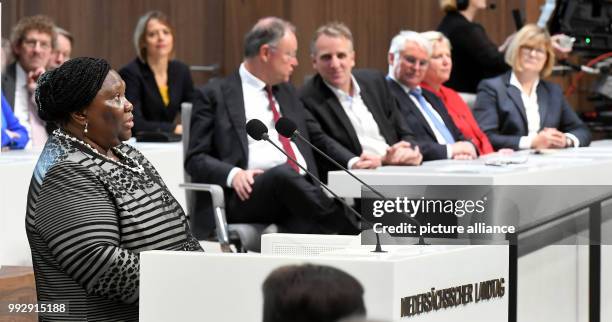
[328,144,612,198]
[327,142,612,322]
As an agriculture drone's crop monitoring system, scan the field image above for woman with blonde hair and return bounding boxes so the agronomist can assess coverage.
[119,11,194,136]
[420,30,494,155]
[473,24,590,150]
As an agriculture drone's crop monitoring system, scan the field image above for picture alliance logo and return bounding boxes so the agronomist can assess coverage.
[371,197,487,218]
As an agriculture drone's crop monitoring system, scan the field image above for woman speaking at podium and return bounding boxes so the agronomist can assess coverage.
[26,57,202,321]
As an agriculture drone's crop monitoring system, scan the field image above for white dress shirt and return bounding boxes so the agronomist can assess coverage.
[324,76,388,167]
[510,72,579,149]
[14,63,48,148]
[225,63,307,187]
[389,76,453,158]
[14,64,30,134]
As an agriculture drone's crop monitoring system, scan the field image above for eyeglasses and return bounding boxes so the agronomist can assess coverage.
[22,38,52,50]
[402,55,429,67]
[520,45,546,56]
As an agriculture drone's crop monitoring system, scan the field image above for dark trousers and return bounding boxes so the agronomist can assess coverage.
[227,164,358,234]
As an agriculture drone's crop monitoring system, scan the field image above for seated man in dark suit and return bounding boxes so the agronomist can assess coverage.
[185,17,357,236]
[300,22,422,180]
[386,31,477,161]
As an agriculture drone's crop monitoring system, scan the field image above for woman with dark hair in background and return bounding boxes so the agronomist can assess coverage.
[27,57,202,321]
[120,11,194,136]
[437,0,512,94]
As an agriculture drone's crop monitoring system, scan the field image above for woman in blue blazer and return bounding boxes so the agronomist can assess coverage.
[1,91,29,149]
[120,11,194,135]
[473,24,590,150]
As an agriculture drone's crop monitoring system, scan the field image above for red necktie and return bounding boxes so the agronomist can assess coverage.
[266,86,299,172]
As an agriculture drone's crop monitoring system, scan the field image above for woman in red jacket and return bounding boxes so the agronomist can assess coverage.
[420,30,494,155]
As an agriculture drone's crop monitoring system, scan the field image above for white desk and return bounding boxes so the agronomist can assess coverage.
[141,245,509,322]
[328,144,612,322]
[329,147,612,198]
[0,142,185,266]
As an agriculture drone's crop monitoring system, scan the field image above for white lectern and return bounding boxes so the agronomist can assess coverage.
[140,238,508,322]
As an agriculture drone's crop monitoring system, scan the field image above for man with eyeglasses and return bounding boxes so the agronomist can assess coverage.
[2,15,56,148]
[386,31,477,161]
[185,17,358,238]
[300,22,422,182]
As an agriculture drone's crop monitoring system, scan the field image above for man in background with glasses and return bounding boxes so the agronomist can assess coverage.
[2,15,56,148]
[386,30,477,161]
[300,22,422,183]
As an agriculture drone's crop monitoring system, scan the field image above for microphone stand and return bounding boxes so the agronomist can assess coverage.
[292,130,385,199]
[261,133,386,253]
[289,130,427,246]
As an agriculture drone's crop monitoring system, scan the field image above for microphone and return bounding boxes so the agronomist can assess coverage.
[246,119,388,252]
[275,117,427,245]
[274,117,296,135]
[246,118,269,140]
[488,3,496,10]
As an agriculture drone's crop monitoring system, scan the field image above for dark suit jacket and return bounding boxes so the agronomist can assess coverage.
[2,63,17,108]
[185,70,355,190]
[387,78,467,161]
[473,72,591,150]
[437,11,510,93]
[300,69,417,178]
[119,58,194,134]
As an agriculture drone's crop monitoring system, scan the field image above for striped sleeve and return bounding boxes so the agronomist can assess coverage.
[35,160,140,304]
